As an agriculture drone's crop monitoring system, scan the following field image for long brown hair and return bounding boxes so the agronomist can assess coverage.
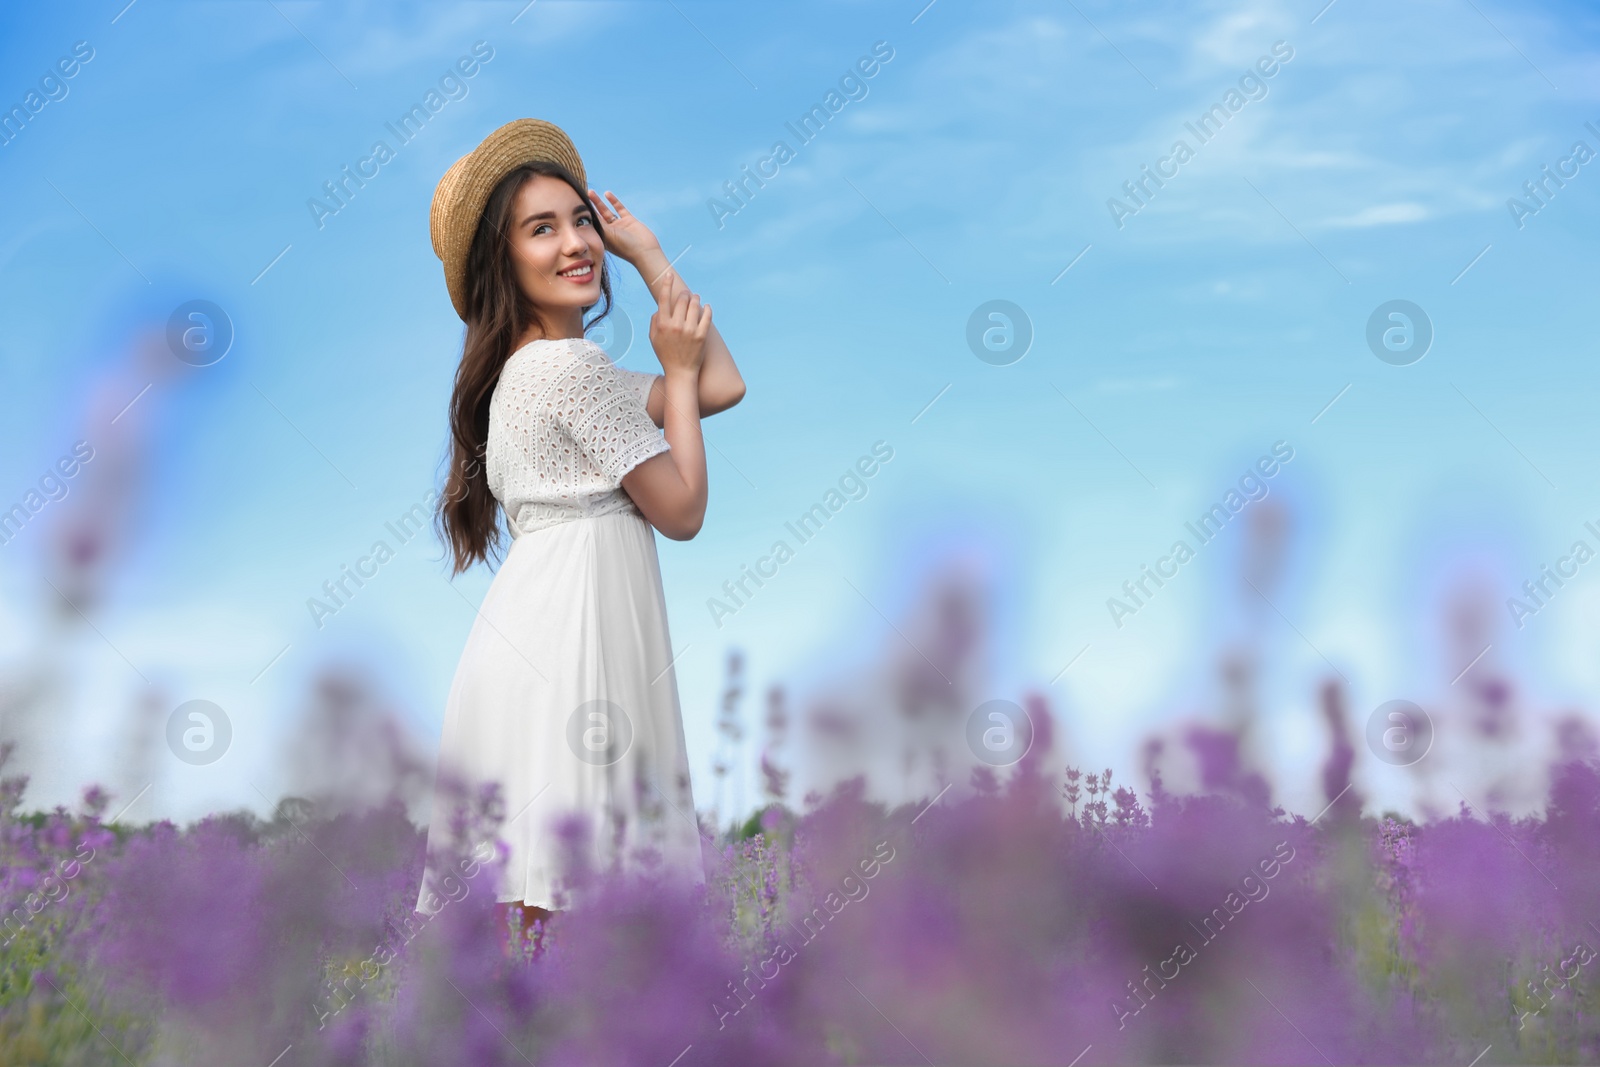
[435,160,616,576]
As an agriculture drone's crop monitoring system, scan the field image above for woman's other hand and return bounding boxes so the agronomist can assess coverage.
[649,286,711,377]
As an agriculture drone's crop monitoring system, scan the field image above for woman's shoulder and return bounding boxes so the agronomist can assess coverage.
[498,338,620,405]
[508,335,610,367]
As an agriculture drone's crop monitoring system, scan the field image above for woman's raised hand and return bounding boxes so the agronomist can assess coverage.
[587,188,660,265]
[649,285,711,377]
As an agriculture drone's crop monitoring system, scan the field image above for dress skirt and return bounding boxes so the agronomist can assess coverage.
[416,508,705,913]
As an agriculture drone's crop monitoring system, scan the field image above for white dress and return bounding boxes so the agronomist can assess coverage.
[416,336,705,913]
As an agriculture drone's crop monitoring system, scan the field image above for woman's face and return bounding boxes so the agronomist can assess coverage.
[506,173,604,316]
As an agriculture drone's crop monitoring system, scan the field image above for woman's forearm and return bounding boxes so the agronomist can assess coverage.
[631,248,746,413]
[661,366,708,533]
[695,325,744,414]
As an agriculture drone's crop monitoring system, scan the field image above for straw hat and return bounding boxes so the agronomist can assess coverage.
[429,117,588,322]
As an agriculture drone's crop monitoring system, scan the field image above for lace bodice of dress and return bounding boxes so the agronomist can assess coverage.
[486,337,668,537]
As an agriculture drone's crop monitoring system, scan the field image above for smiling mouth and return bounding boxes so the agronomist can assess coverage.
[557,264,594,280]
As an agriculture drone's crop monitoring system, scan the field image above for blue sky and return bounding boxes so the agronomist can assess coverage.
[1,0,1598,828]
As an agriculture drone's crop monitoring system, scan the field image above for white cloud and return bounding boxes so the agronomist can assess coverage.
[1320,201,1431,227]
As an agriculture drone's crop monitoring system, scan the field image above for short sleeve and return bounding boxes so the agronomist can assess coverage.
[615,366,661,413]
[546,341,670,485]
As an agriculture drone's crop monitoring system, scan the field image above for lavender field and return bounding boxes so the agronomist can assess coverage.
[5,361,1593,1063]
[3,668,1599,1066]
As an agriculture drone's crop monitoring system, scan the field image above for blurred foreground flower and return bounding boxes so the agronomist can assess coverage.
[1,720,1598,1064]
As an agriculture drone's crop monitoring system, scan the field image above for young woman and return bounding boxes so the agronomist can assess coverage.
[417,118,745,932]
